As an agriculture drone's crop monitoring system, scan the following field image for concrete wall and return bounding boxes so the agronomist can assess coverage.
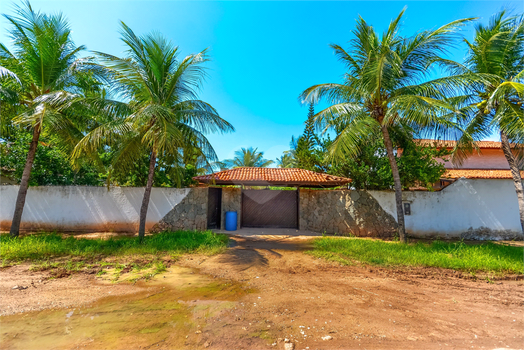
[0,186,190,232]
[299,189,398,237]
[221,188,241,230]
[1,180,521,240]
[369,178,523,240]
[151,188,208,232]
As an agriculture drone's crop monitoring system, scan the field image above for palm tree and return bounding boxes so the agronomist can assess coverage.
[73,23,233,240]
[300,9,474,242]
[1,2,95,237]
[276,153,295,168]
[224,147,274,168]
[453,11,524,231]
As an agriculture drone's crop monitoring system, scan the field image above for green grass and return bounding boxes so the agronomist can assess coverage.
[308,237,523,274]
[1,230,229,263]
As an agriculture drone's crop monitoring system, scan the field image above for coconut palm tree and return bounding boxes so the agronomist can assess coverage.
[300,9,474,242]
[73,23,233,241]
[224,147,274,168]
[453,11,524,231]
[1,2,96,237]
[276,153,295,168]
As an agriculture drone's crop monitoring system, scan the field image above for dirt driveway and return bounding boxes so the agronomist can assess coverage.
[1,235,522,350]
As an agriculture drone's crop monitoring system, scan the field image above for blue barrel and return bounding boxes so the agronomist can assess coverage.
[225,211,238,231]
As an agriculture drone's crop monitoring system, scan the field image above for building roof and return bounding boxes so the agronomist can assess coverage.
[442,169,523,179]
[416,139,502,149]
[193,167,352,188]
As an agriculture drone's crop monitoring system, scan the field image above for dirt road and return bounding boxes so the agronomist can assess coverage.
[1,236,522,349]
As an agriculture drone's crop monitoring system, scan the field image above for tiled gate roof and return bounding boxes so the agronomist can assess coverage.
[193,167,351,187]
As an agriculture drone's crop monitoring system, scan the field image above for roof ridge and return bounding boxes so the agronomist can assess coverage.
[415,139,502,148]
[193,167,351,187]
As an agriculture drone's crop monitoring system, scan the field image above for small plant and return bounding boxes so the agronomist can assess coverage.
[393,231,400,242]
[153,261,167,275]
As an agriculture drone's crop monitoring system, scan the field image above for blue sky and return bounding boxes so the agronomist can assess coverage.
[1,0,522,163]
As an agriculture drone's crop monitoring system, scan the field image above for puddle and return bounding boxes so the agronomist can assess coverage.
[0,266,252,350]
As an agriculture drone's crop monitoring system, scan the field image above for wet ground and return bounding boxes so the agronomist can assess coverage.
[1,235,523,350]
[1,266,251,350]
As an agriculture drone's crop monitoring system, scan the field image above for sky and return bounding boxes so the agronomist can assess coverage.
[1,0,522,163]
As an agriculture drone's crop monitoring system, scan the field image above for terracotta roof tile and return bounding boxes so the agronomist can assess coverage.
[416,139,502,149]
[193,167,351,187]
[442,169,523,179]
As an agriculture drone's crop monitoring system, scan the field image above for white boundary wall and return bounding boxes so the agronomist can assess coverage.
[369,178,522,239]
[0,186,189,232]
[1,180,521,238]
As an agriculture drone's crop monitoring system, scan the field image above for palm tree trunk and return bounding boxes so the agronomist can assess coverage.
[380,124,407,243]
[500,131,524,233]
[10,125,42,237]
[138,149,156,241]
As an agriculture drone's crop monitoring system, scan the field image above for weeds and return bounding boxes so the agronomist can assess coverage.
[153,261,167,274]
[309,237,523,274]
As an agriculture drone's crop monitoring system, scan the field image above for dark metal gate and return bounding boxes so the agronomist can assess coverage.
[207,188,222,229]
[241,189,298,228]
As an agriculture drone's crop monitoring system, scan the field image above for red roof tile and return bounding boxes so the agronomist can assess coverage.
[416,139,502,149]
[193,167,351,187]
[442,169,523,179]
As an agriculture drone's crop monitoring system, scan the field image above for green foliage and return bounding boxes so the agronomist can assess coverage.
[302,104,320,148]
[280,105,326,172]
[452,11,523,158]
[1,128,100,186]
[1,231,229,262]
[73,23,234,186]
[396,141,450,189]
[329,136,449,190]
[294,104,325,171]
[276,153,295,168]
[282,109,449,190]
[224,147,274,168]
[0,1,98,150]
[293,135,326,172]
[100,151,198,188]
[300,9,475,162]
[309,237,524,274]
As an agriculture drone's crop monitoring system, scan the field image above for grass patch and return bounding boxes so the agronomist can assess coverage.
[308,237,523,274]
[1,230,229,281]
[1,230,228,262]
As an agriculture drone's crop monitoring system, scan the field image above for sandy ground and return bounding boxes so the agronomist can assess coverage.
[0,265,155,316]
[1,235,523,350]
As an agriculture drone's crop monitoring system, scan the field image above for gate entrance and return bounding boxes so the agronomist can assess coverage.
[207,188,222,229]
[241,189,298,228]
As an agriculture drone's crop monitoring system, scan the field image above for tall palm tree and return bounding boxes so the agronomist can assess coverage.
[453,11,524,231]
[1,2,94,237]
[300,9,474,242]
[73,23,233,240]
[224,147,274,168]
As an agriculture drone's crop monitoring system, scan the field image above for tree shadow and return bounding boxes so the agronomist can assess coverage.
[217,236,314,271]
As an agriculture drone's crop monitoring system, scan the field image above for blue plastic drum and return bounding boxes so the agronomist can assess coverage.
[225,211,237,231]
